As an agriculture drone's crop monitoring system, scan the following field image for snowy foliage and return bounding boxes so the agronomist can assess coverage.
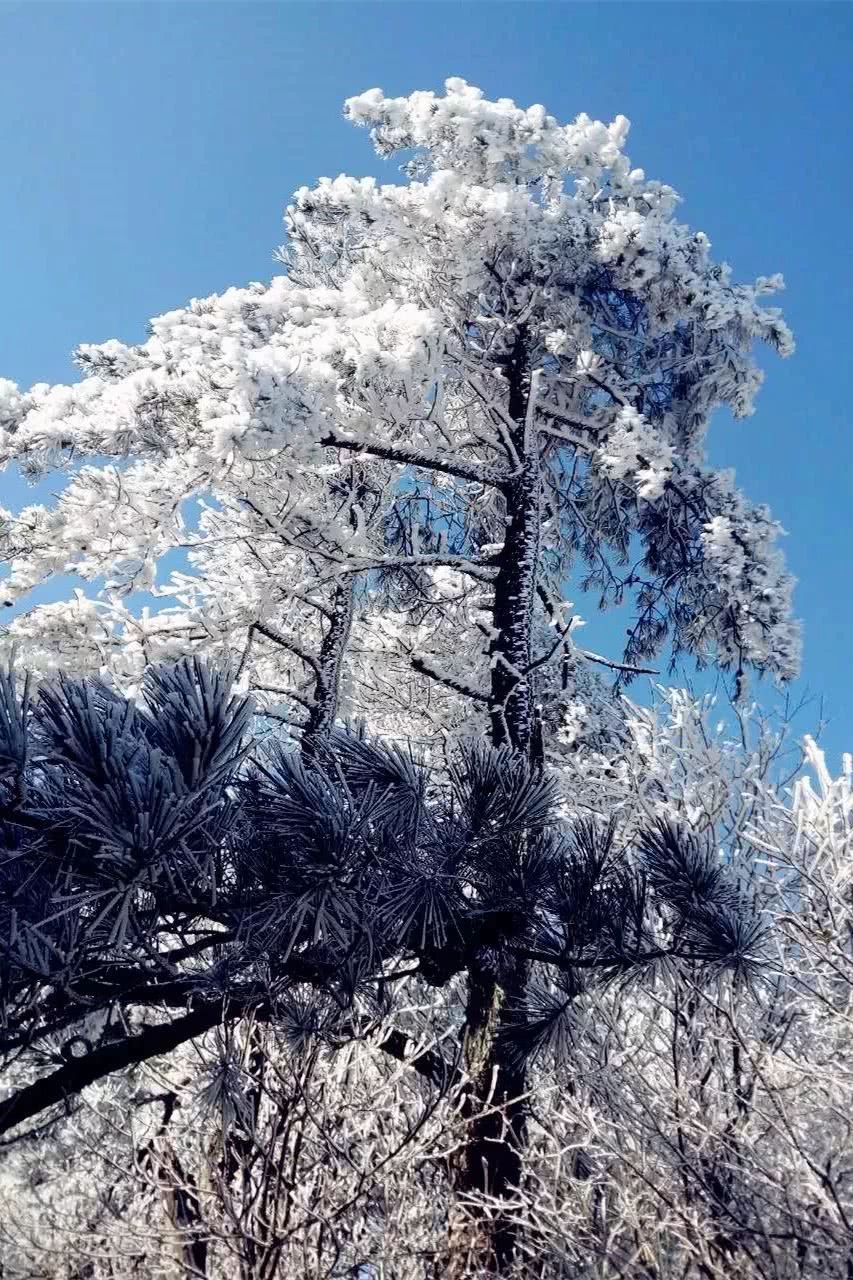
[0,78,799,751]
[0,78,817,1278]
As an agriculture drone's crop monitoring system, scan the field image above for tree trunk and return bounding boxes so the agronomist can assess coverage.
[488,324,540,755]
[301,579,354,758]
[165,1155,209,1280]
[448,326,540,1276]
[488,449,541,753]
[140,1137,209,1278]
[448,953,529,1278]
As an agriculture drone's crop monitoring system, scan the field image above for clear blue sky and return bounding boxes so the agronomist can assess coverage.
[1,1,850,764]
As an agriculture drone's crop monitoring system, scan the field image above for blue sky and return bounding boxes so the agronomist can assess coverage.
[1,1,850,764]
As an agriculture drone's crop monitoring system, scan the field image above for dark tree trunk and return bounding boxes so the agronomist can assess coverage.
[301,579,354,758]
[448,953,529,1278]
[488,324,540,755]
[135,1097,209,1279]
[488,450,541,753]
[449,326,540,1276]
[164,1153,209,1280]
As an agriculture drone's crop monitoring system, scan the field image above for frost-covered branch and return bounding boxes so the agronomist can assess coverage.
[409,654,490,704]
[319,430,508,490]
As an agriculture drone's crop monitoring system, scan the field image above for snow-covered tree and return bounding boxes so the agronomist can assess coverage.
[1,78,797,738]
[0,79,802,1271]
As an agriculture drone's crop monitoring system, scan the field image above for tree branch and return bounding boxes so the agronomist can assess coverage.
[334,552,498,585]
[251,621,321,675]
[410,655,490,704]
[576,648,659,677]
[532,585,658,677]
[0,1003,224,1138]
[0,979,459,1138]
[320,432,508,491]
[376,1029,458,1089]
[525,621,577,676]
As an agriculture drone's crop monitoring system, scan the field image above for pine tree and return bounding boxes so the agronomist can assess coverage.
[0,659,768,1273]
[0,79,800,1271]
